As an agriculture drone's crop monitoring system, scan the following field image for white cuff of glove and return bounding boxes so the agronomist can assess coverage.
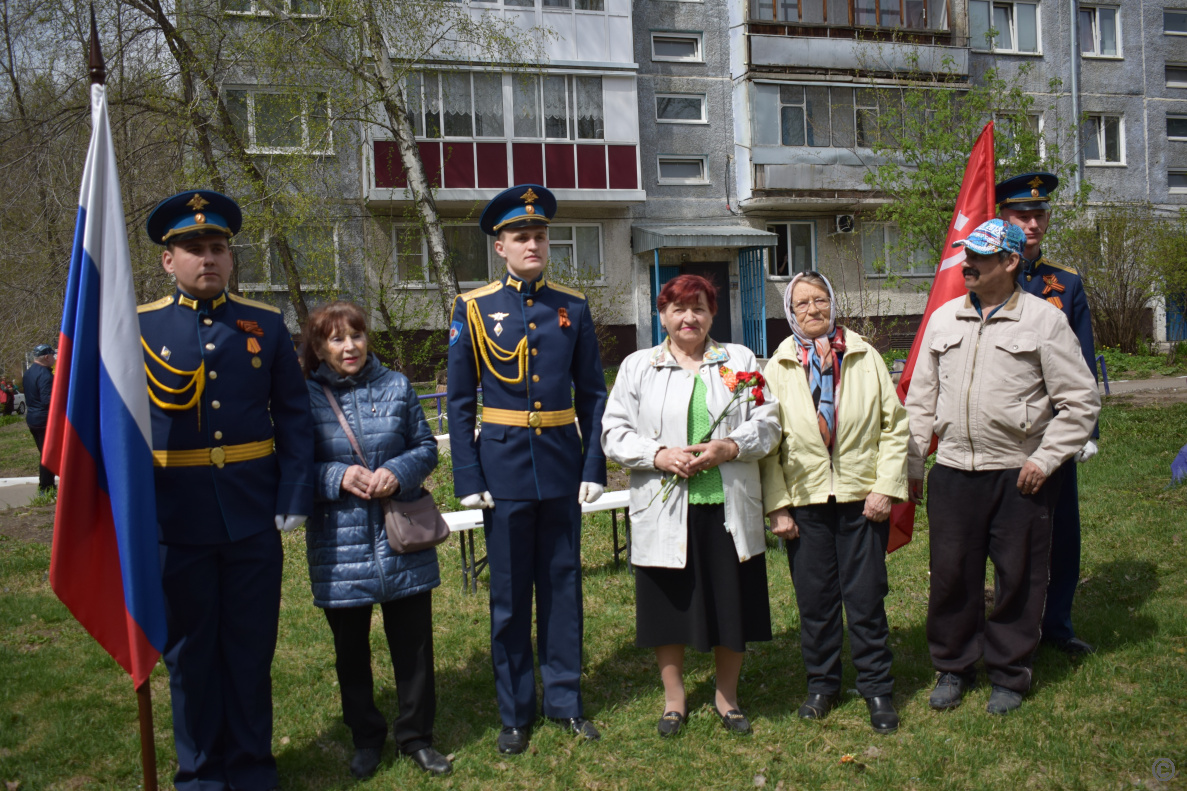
[275,514,306,532]
[1075,439,1098,464]
[578,482,604,504]
[460,491,495,509]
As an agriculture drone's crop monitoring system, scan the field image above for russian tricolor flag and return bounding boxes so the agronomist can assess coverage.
[42,79,166,688]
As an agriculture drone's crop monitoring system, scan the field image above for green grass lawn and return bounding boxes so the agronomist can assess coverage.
[2,402,1186,790]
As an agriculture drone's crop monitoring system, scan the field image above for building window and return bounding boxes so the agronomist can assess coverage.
[548,225,603,281]
[751,83,865,149]
[861,222,930,277]
[995,112,1044,159]
[222,0,321,15]
[1165,9,1187,33]
[392,225,493,287]
[1170,171,1187,192]
[1082,115,1123,164]
[969,1,1040,53]
[224,90,332,153]
[1167,65,1187,87]
[235,226,338,291]
[766,222,815,278]
[407,72,505,139]
[748,0,947,29]
[655,93,707,123]
[657,155,709,184]
[509,74,603,140]
[650,33,703,62]
[1168,116,1187,139]
[1079,6,1119,57]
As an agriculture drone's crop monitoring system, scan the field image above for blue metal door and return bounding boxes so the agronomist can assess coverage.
[738,247,767,357]
[1168,294,1187,342]
[650,252,679,346]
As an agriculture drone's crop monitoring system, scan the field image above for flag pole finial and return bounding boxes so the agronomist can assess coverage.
[88,4,106,86]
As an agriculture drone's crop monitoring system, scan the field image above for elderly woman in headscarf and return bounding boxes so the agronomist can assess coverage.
[759,272,909,735]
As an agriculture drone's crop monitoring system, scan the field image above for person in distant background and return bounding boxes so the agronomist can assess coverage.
[0,376,16,416]
[23,344,56,493]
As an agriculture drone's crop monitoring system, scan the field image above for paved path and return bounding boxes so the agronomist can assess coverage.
[0,481,39,509]
[1102,376,1187,395]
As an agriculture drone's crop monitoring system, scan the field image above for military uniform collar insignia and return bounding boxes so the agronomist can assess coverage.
[176,290,228,311]
[504,272,546,293]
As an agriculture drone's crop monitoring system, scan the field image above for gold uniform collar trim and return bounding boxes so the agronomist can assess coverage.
[504,274,546,293]
[177,292,227,311]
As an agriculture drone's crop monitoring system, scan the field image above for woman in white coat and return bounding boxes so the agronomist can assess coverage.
[602,274,780,738]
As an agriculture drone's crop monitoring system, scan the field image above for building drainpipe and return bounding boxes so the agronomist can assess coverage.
[653,248,661,346]
[1070,0,1083,193]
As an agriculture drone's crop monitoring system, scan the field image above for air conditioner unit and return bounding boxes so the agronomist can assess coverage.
[835,214,856,234]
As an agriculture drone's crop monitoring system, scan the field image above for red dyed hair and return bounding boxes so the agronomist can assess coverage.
[302,300,368,376]
[656,274,718,316]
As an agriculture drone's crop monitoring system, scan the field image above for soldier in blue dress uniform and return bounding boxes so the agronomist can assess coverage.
[446,184,608,755]
[998,172,1099,655]
[139,190,314,790]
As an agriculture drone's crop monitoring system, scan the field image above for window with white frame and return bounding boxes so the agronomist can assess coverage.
[234,226,338,291]
[751,83,880,149]
[547,226,603,280]
[1079,6,1119,57]
[405,72,505,139]
[1170,170,1187,191]
[510,74,603,140]
[650,33,703,62]
[657,155,709,184]
[995,112,1044,158]
[1166,9,1187,33]
[1168,115,1187,139]
[969,1,1040,53]
[224,90,331,153]
[766,222,814,278]
[861,223,931,276]
[471,0,607,7]
[222,0,321,15]
[748,0,948,29]
[776,85,838,147]
[1082,114,1123,164]
[655,93,706,123]
[1167,65,1187,87]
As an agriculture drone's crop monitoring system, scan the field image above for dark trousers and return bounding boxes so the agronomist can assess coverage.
[322,591,436,753]
[926,464,1059,693]
[483,496,584,727]
[27,424,55,491]
[788,498,893,699]
[161,528,282,791]
[1042,460,1081,641]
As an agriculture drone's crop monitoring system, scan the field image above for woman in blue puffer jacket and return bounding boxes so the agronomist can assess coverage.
[303,301,450,779]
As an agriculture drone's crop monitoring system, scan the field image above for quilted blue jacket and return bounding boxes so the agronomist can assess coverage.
[305,355,441,608]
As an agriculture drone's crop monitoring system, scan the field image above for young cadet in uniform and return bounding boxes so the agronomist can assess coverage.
[998,172,1099,656]
[446,184,608,755]
[139,191,313,791]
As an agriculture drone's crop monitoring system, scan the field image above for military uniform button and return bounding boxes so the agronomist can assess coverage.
[526,299,534,307]
[534,401,542,409]
[205,343,215,351]
[531,348,538,356]
[211,400,221,409]
[214,430,223,440]
[529,322,536,330]
[203,318,213,326]
[532,375,539,382]
[535,428,542,435]
[208,371,217,380]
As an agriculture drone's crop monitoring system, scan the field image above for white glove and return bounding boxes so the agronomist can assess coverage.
[1075,440,1098,463]
[275,514,306,532]
[578,482,604,504]
[460,491,495,509]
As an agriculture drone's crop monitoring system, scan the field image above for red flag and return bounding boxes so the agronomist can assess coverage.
[887,122,996,553]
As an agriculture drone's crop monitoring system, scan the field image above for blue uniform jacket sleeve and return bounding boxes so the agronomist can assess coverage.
[447,296,487,497]
[382,384,439,496]
[1068,278,1100,440]
[270,324,315,516]
[572,299,608,485]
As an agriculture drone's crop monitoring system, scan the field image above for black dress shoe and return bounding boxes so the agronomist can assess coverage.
[409,747,452,776]
[797,693,838,720]
[549,716,601,741]
[716,708,752,734]
[1045,636,1096,655]
[497,726,531,755]
[866,696,899,734]
[349,746,382,779]
[657,711,685,737]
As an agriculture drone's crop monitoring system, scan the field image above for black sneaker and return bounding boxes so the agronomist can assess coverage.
[986,685,1023,715]
[929,672,971,710]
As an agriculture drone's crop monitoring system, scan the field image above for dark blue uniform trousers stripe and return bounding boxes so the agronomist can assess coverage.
[161,528,282,791]
[1042,460,1081,641]
[483,496,584,727]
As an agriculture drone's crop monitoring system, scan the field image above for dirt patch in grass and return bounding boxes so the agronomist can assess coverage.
[1104,387,1187,408]
[0,505,54,544]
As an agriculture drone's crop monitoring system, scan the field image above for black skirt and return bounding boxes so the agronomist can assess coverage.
[635,503,772,653]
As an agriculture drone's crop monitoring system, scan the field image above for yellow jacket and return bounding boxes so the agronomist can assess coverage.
[760,328,908,512]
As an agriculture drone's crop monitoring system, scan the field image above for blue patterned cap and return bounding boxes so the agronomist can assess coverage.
[952,218,1026,256]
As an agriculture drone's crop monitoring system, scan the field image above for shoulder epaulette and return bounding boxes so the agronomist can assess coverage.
[547,281,586,300]
[227,292,282,314]
[1039,258,1079,276]
[137,295,174,313]
[461,280,503,302]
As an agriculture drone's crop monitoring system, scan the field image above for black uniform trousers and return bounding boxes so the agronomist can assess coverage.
[161,528,282,791]
[27,423,55,491]
[926,464,1059,693]
[322,591,435,754]
[1042,460,1080,642]
[787,498,893,699]
[483,496,584,727]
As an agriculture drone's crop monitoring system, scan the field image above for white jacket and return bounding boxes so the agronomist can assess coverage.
[600,340,781,568]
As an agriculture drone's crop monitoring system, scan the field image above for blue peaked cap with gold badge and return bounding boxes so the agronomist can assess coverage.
[146,190,243,246]
[479,184,557,237]
[995,172,1059,212]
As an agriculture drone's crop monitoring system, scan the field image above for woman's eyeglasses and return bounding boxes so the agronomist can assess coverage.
[792,298,830,314]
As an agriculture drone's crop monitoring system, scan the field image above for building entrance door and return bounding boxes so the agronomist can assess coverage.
[680,262,731,344]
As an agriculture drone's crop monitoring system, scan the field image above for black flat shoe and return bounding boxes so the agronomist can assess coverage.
[866,696,899,734]
[797,693,838,720]
[549,716,601,741]
[496,726,531,755]
[716,708,751,734]
[409,747,452,776]
[349,746,382,779]
[657,711,684,737]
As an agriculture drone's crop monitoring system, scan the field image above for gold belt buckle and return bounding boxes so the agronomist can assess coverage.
[210,446,226,468]
[527,411,542,428]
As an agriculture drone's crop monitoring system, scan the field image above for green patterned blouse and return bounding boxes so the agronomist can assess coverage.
[687,374,725,504]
